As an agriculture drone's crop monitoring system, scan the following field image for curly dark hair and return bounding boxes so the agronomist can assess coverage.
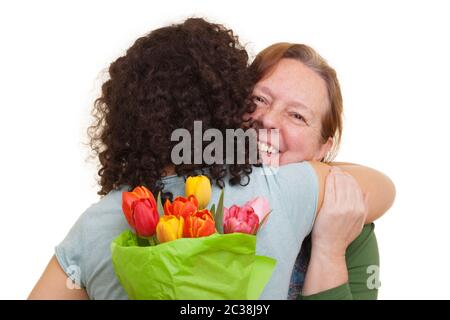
[88,18,256,197]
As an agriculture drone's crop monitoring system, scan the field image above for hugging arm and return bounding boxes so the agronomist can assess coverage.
[299,161,394,298]
[310,161,396,222]
[299,223,380,300]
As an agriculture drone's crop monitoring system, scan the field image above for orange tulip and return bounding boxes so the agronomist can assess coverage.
[156,215,184,243]
[163,195,198,219]
[183,209,216,238]
[122,186,159,238]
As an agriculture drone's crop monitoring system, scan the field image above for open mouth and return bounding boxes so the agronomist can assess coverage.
[257,141,280,157]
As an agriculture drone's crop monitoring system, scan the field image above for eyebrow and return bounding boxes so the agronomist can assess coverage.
[254,85,315,118]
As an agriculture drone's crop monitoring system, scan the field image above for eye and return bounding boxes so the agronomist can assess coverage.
[253,95,267,105]
[290,112,307,123]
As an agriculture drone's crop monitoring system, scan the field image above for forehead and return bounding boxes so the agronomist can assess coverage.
[255,58,329,117]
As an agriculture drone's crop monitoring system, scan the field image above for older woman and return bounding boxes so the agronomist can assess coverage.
[248,43,388,299]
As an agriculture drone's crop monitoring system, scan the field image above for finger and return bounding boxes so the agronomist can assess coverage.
[351,186,366,221]
[351,176,365,205]
[324,169,337,204]
[332,168,362,208]
[341,172,364,204]
[363,192,370,218]
[334,171,351,206]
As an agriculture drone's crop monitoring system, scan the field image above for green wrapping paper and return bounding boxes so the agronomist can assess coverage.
[111,230,276,299]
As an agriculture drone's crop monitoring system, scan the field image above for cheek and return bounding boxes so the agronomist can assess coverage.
[283,127,309,153]
[282,127,321,157]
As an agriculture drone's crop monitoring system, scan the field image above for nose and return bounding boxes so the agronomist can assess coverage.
[258,107,280,130]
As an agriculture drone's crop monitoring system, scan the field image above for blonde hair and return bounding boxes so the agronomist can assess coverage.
[250,42,343,162]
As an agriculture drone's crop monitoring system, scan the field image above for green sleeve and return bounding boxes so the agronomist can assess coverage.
[298,223,380,300]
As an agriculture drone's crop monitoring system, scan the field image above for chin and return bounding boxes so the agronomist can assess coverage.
[279,152,309,166]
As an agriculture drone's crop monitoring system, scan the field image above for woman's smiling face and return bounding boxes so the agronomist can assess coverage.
[249,58,333,165]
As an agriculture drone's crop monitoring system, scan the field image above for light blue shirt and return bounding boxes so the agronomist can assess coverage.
[55,162,318,299]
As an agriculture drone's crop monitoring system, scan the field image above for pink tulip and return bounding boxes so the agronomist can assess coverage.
[223,205,260,235]
[244,197,271,223]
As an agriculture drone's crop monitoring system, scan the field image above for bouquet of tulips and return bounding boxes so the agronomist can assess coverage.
[110,175,276,300]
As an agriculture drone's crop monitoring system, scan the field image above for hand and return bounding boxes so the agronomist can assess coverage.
[311,166,369,259]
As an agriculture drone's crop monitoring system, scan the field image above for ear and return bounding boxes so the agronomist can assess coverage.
[313,137,333,161]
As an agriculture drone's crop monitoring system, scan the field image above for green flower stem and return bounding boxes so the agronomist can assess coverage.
[148,235,157,246]
[136,236,149,247]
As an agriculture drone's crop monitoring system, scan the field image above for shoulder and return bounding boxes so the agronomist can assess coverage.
[249,162,319,187]
[77,186,126,227]
[247,163,320,235]
[241,163,319,211]
[56,186,129,264]
[86,186,125,216]
[79,187,129,244]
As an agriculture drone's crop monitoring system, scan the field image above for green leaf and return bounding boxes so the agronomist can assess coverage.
[215,188,225,234]
[210,204,216,217]
[157,192,164,217]
[256,210,272,234]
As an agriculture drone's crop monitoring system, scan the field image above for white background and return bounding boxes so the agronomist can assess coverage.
[1,0,449,299]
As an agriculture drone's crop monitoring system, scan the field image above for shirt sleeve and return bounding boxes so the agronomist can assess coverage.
[53,187,130,299]
[54,210,91,289]
[298,223,380,300]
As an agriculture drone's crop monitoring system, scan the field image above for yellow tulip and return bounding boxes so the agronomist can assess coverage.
[185,175,212,209]
[156,215,184,243]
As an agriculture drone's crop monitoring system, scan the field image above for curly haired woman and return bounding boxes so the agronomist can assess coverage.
[28,18,394,300]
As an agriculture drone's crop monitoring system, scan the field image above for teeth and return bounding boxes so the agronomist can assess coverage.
[258,141,279,155]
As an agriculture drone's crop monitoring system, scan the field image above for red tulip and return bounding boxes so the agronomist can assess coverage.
[122,186,159,238]
[223,205,260,235]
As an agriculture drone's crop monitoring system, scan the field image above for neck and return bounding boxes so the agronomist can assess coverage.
[162,165,176,177]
